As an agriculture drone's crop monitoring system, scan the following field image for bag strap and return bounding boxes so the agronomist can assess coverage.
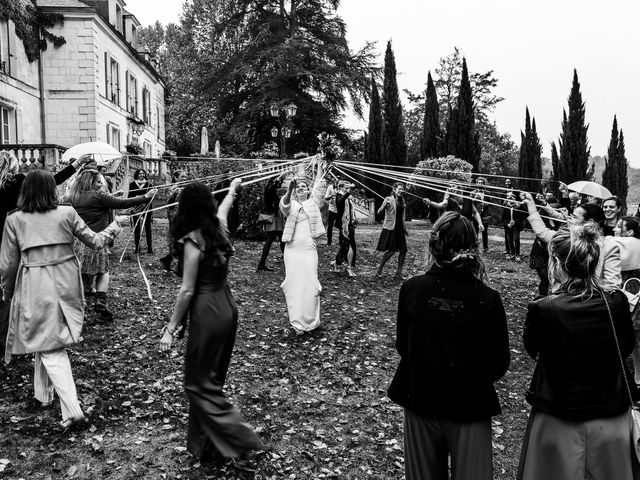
[602,292,636,409]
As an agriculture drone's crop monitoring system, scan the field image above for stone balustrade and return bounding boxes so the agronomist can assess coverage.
[2,144,68,172]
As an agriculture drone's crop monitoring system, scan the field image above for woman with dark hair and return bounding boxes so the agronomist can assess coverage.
[160,170,188,271]
[602,195,625,236]
[523,193,622,292]
[257,170,287,271]
[519,223,639,479]
[0,170,127,428]
[67,169,156,319]
[127,168,154,254]
[159,180,259,470]
[376,183,408,279]
[388,212,510,480]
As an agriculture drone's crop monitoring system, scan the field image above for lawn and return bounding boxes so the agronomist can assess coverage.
[0,220,538,479]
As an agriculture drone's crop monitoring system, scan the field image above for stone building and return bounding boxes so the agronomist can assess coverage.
[0,0,165,161]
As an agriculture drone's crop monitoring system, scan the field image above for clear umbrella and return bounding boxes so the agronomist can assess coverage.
[566,181,612,199]
[61,141,122,166]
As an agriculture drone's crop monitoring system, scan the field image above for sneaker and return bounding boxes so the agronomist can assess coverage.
[515,256,522,262]
[329,260,339,273]
[256,264,273,272]
[346,266,356,277]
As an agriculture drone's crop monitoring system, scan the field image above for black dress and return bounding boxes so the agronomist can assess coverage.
[127,180,153,252]
[179,230,259,459]
[376,199,407,253]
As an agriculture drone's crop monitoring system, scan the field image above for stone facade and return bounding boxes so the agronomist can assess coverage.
[0,0,165,156]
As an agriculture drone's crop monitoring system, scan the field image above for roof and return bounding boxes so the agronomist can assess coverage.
[36,0,89,7]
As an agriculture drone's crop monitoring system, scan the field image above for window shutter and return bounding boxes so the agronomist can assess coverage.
[125,71,129,112]
[104,53,109,98]
[8,21,16,76]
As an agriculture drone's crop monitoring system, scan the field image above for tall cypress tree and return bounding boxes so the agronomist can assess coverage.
[381,41,407,167]
[366,75,385,204]
[421,71,440,159]
[602,116,628,201]
[557,69,590,183]
[444,58,480,171]
[618,130,628,201]
[518,108,543,194]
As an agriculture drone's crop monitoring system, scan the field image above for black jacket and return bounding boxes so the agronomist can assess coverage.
[262,178,282,215]
[334,191,352,230]
[388,265,510,422]
[524,290,639,421]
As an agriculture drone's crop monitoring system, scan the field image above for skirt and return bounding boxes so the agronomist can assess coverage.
[73,239,109,276]
[519,409,639,480]
[376,227,407,253]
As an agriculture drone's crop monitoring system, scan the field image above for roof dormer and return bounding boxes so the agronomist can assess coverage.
[107,0,126,34]
[123,10,140,48]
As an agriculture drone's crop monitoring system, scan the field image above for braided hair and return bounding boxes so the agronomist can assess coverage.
[428,211,487,281]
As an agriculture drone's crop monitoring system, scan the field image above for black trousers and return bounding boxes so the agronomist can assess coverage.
[504,226,521,256]
[258,230,284,266]
[135,214,153,252]
[335,225,357,267]
[326,210,338,245]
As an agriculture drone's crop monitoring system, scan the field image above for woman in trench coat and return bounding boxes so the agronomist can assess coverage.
[0,170,127,428]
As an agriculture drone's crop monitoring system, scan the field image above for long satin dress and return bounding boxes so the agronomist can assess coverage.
[179,230,259,459]
[281,211,322,333]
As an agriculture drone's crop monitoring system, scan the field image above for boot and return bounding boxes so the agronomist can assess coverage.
[94,292,113,321]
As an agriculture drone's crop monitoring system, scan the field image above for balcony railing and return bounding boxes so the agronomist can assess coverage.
[2,144,68,172]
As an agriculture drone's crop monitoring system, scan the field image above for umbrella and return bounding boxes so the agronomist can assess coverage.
[61,141,122,166]
[200,126,209,154]
[566,181,612,199]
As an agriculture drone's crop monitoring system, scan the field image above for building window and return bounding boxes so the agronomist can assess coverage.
[0,17,9,75]
[105,54,120,105]
[142,86,151,124]
[106,124,121,151]
[115,5,123,33]
[157,106,164,141]
[126,72,138,117]
[0,106,10,144]
[143,141,152,158]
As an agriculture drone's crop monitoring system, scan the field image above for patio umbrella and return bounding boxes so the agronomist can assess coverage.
[566,181,612,199]
[214,140,221,159]
[200,127,209,154]
[61,141,122,167]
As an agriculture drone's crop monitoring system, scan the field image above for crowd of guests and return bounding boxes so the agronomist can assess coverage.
[4,148,640,477]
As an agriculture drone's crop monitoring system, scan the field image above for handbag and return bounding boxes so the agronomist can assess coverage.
[257,213,275,224]
[602,294,640,463]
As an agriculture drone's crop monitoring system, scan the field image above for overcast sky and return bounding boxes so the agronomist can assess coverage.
[126,0,640,166]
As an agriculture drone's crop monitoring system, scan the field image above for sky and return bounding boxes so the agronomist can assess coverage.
[125,0,640,166]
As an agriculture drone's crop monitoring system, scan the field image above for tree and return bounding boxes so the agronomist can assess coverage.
[140,0,376,155]
[602,116,628,201]
[434,47,503,126]
[477,122,518,176]
[421,71,441,160]
[556,69,591,183]
[518,108,543,194]
[201,0,377,155]
[381,41,407,167]
[446,59,480,171]
[0,0,65,62]
[366,75,385,204]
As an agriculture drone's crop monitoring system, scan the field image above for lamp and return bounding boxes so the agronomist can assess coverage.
[283,126,292,138]
[269,104,279,118]
[285,103,297,117]
[270,126,278,138]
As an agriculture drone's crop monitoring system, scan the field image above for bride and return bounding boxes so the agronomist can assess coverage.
[280,160,328,334]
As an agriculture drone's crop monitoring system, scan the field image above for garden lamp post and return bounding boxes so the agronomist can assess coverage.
[269,102,297,158]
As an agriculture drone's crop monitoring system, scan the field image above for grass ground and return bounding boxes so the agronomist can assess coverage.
[0,221,539,479]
